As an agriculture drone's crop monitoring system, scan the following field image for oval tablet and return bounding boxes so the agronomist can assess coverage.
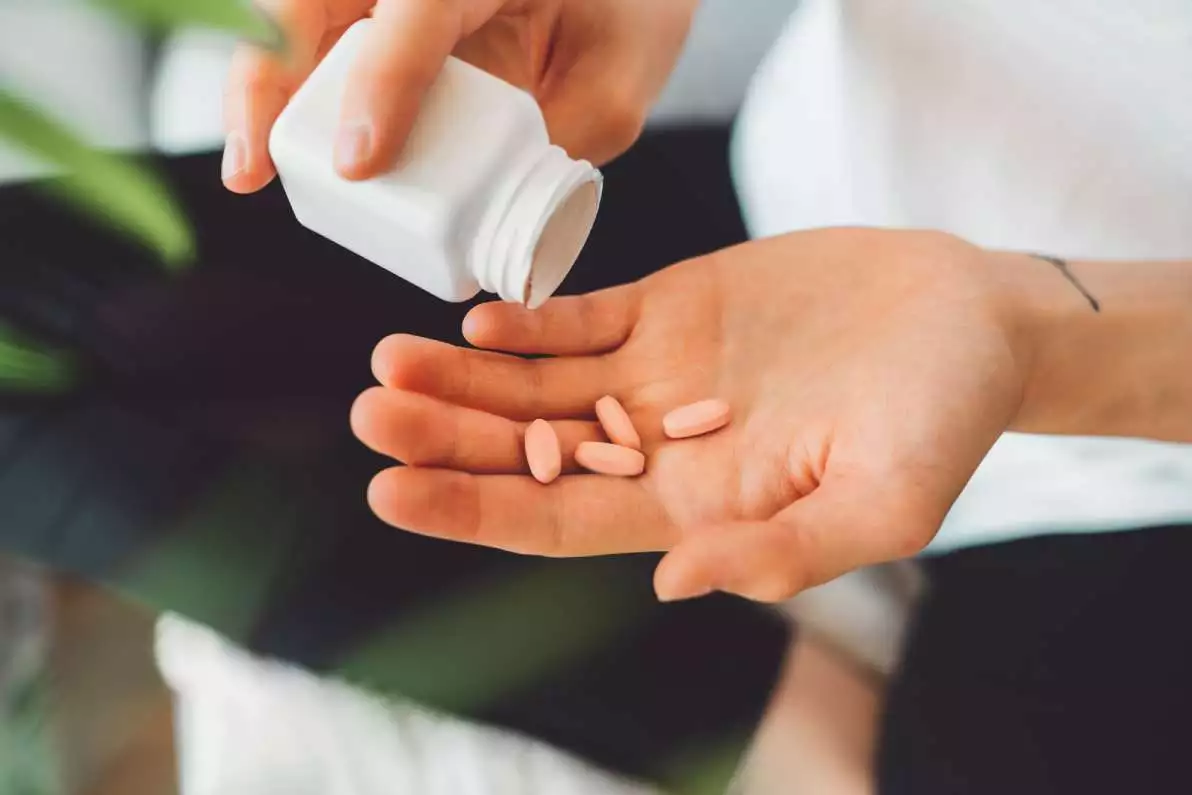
[662,399,732,439]
[525,419,562,484]
[575,442,645,477]
[595,395,641,450]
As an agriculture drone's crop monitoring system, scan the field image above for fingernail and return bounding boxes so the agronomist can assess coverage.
[221,132,246,181]
[462,317,486,343]
[336,122,372,172]
[657,583,713,603]
[461,310,482,340]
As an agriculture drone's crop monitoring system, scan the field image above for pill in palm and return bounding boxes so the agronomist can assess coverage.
[595,395,642,450]
[662,399,732,439]
[525,419,562,484]
[575,442,646,477]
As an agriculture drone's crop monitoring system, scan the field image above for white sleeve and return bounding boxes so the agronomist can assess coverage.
[647,0,797,127]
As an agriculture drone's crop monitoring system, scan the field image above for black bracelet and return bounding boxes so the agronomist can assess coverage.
[1030,254,1101,313]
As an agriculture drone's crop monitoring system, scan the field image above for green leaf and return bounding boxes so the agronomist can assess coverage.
[91,0,281,47]
[116,461,305,645]
[0,324,74,395]
[0,89,193,268]
[337,561,648,714]
[661,735,751,795]
[0,676,62,795]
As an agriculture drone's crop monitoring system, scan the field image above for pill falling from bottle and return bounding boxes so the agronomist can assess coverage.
[575,442,646,477]
[662,399,732,440]
[525,419,562,484]
[594,395,642,450]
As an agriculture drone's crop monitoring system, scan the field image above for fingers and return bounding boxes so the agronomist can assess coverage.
[368,467,676,556]
[463,287,640,356]
[224,0,485,191]
[370,335,613,420]
[653,482,938,603]
[534,0,696,165]
[351,387,604,472]
[538,53,648,166]
[654,520,806,603]
[223,0,332,192]
[334,0,465,179]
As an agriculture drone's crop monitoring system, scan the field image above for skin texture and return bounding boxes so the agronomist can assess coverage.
[221,0,698,191]
[352,228,1034,602]
[351,227,1192,603]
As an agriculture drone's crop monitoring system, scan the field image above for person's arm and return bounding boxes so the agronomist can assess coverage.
[347,227,1192,603]
[997,253,1192,442]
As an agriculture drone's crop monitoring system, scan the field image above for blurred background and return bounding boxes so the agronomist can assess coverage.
[8,4,1192,795]
[3,2,876,794]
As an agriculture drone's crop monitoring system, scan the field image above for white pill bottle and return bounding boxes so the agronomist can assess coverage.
[269,20,602,308]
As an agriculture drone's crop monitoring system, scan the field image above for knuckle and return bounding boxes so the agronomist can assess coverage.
[542,504,567,558]
[878,484,942,559]
[766,566,806,603]
[596,84,648,155]
[447,474,484,544]
[229,48,287,90]
[573,294,598,337]
[224,57,292,128]
[888,520,932,560]
[524,359,547,412]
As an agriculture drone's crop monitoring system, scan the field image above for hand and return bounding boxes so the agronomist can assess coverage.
[351,228,1053,603]
[222,0,697,192]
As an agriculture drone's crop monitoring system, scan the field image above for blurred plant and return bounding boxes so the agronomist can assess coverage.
[0,676,60,795]
[0,2,273,791]
[0,0,275,389]
[0,90,192,268]
[0,556,56,795]
[0,322,74,394]
[0,4,754,793]
[87,0,279,42]
[0,0,277,265]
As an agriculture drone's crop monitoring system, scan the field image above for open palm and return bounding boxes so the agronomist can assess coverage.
[352,229,1031,601]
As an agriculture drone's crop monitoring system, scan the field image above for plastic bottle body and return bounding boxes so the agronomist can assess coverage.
[269,20,601,307]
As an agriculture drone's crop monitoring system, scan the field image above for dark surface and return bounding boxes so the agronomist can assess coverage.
[879,524,1192,795]
[0,126,790,785]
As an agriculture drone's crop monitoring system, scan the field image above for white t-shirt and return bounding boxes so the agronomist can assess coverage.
[732,0,1192,552]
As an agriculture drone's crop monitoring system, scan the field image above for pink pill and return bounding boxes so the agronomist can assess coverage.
[525,419,562,484]
[595,395,641,450]
[662,399,732,439]
[575,442,646,477]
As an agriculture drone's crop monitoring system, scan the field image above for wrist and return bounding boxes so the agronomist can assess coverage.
[989,250,1192,440]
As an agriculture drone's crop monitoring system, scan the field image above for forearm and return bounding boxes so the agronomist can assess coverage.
[1000,252,1192,442]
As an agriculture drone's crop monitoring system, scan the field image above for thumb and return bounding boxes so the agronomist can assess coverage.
[653,479,942,604]
[450,26,646,166]
[538,51,649,165]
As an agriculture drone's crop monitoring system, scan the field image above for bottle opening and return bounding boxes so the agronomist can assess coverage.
[524,178,601,309]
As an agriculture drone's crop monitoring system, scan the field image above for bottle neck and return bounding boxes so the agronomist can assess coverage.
[469,144,602,308]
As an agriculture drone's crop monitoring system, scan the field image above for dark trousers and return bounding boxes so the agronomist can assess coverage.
[880,524,1192,794]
